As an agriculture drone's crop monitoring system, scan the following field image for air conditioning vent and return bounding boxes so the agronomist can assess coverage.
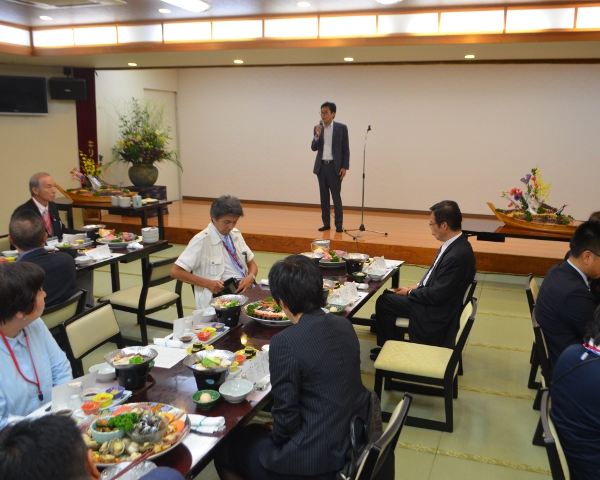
[6,0,126,9]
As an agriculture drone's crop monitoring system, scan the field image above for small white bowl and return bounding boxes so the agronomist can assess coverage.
[367,270,386,281]
[75,255,94,266]
[89,363,116,382]
[2,250,18,258]
[327,297,350,308]
[44,245,56,252]
[219,378,254,404]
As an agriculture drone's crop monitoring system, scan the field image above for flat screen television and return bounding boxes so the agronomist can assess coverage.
[0,75,48,115]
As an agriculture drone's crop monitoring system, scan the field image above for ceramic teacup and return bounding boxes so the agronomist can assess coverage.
[119,197,132,208]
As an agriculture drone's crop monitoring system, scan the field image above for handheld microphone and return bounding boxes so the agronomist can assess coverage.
[367,125,371,132]
[320,120,325,129]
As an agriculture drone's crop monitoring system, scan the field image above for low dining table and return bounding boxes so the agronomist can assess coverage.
[75,239,172,292]
[123,262,402,478]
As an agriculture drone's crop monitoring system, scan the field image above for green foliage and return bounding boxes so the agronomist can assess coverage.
[524,211,533,222]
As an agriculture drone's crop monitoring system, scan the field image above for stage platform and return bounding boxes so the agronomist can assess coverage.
[97,199,566,276]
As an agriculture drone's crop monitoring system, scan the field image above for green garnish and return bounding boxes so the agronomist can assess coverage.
[265,296,274,302]
[273,305,282,313]
[123,189,130,194]
[246,303,257,316]
[129,355,143,364]
[108,412,138,432]
[202,356,219,368]
[222,300,238,308]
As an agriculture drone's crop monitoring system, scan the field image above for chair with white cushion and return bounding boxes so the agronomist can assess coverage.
[99,257,183,345]
[60,302,126,377]
[374,298,477,432]
[540,388,570,480]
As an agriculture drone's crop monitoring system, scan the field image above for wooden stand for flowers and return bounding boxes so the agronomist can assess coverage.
[487,202,579,234]
[56,185,135,205]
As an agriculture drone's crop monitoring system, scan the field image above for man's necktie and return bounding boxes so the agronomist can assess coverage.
[419,246,443,287]
[42,210,53,236]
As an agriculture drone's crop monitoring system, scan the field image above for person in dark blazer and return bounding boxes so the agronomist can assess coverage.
[217,255,371,480]
[9,210,76,308]
[312,102,350,233]
[372,200,476,358]
[12,172,78,240]
[536,220,600,368]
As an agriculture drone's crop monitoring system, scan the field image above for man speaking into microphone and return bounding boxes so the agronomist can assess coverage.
[311,102,350,233]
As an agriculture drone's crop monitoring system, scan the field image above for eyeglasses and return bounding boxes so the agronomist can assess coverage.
[589,249,600,258]
[320,111,332,116]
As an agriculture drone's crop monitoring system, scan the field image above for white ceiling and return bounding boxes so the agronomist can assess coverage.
[1,0,600,69]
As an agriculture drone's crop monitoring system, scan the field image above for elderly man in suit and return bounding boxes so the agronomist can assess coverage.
[12,172,78,240]
[371,200,476,359]
[9,210,76,308]
[536,220,600,369]
[312,102,350,233]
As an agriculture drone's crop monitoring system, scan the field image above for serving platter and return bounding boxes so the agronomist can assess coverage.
[97,237,142,249]
[83,402,190,467]
[243,302,292,328]
[319,258,346,269]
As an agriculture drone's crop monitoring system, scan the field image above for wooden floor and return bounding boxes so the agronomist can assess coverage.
[98,199,567,276]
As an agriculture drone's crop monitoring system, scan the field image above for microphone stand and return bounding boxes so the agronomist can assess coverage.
[344,125,388,240]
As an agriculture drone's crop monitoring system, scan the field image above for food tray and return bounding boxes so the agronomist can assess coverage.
[243,302,292,328]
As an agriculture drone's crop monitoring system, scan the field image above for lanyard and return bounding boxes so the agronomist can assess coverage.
[0,329,44,402]
[222,236,245,276]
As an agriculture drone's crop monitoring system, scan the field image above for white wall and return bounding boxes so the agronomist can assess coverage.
[95,70,180,199]
[0,65,78,234]
[177,64,600,220]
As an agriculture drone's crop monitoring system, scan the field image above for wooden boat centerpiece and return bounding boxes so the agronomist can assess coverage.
[56,184,135,205]
[487,202,579,234]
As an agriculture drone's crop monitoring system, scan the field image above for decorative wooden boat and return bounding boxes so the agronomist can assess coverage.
[487,202,579,235]
[56,184,135,204]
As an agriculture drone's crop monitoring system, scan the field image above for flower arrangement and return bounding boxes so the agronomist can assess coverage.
[70,151,102,188]
[108,98,182,170]
[497,167,573,225]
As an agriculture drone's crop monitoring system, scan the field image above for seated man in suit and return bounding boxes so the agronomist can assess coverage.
[372,200,476,359]
[12,172,78,240]
[9,210,76,308]
[535,220,600,368]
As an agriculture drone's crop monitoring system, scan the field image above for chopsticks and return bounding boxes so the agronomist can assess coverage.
[110,450,153,480]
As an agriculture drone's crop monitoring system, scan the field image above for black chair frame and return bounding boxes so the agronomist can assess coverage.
[532,310,553,446]
[540,388,568,480]
[526,274,541,391]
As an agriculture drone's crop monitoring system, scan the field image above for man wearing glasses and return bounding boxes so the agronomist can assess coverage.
[371,200,476,359]
[312,102,349,233]
[536,220,600,368]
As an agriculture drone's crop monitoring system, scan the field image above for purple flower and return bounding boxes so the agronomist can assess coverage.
[520,177,528,184]
[514,194,521,201]
[525,173,531,181]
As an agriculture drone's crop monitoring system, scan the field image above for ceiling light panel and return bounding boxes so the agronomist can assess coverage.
[158,8,171,13]
[320,15,377,37]
[440,10,504,34]
[160,0,209,13]
[378,13,438,34]
[74,26,117,45]
[118,25,162,43]
[213,20,262,40]
[164,21,211,41]
[32,28,74,47]
[576,7,600,28]
[0,25,31,46]
[506,8,574,31]
[264,17,318,38]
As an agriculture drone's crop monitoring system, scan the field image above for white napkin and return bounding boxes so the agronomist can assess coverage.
[366,256,387,272]
[127,242,144,250]
[87,244,111,260]
[153,337,184,349]
[329,282,359,303]
[188,414,225,433]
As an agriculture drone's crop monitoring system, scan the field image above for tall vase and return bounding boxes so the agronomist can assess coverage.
[128,164,159,187]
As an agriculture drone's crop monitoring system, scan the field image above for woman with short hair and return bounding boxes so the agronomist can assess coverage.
[0,262,72,429]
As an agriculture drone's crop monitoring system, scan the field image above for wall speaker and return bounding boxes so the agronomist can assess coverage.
[48,77,87,101]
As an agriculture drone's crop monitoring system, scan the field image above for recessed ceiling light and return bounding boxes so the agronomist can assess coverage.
[376,0,403,4]
[465,54,475,59]
[128,62,138,66]
[234,59,244,64]
[159,8,171,13]
[344,57,354,61]
[40,16,52,21]
[297,1,310,6]
[160,0,210,13]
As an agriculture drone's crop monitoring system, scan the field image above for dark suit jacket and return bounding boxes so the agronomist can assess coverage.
[535,261,595,369]
[260,308,371,476]
[17,248,77,308]
[12,199,78,239]
[408,233,477,348]
[311,121,350,176]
